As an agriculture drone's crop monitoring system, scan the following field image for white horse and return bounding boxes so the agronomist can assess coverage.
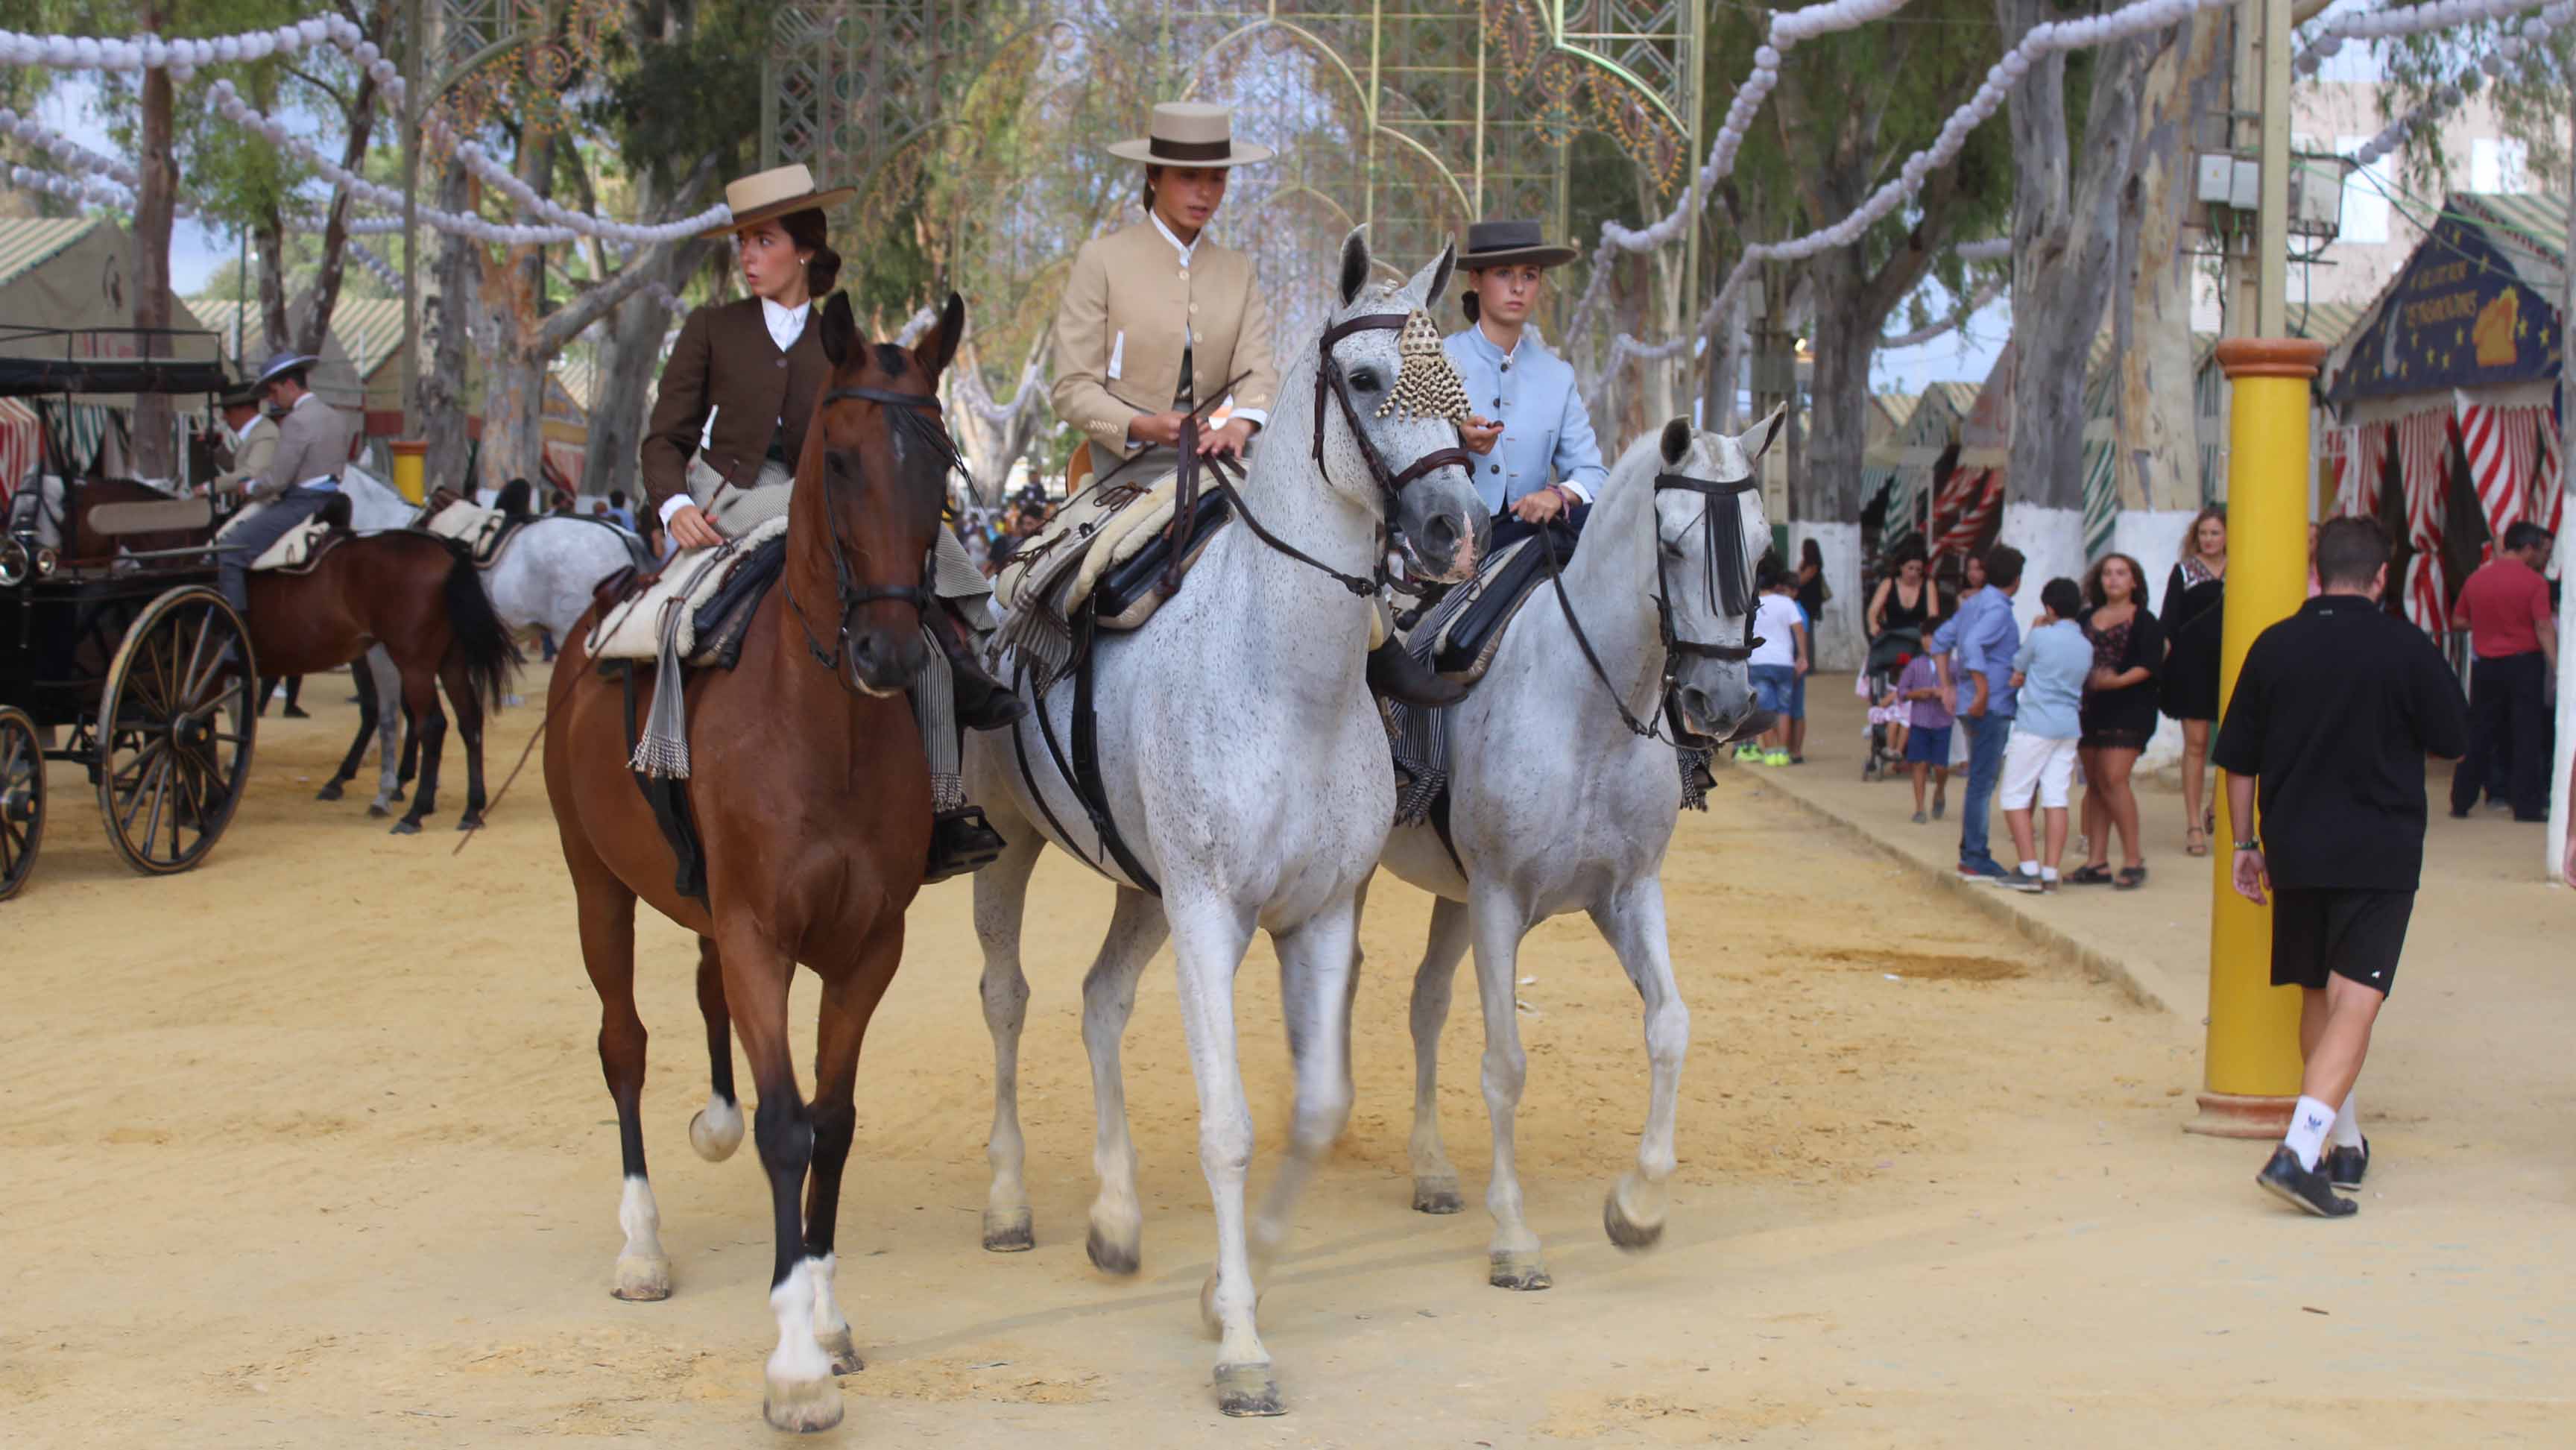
[963,233,1489,1417]
[1374,413,1779,1290]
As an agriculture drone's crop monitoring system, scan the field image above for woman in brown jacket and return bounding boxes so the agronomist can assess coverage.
[642,164,1020,874]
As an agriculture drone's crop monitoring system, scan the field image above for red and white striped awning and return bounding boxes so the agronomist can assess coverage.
[0,397,40,514]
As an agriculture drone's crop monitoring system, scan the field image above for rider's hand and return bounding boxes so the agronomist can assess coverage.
[666,503,724,550]
[1510,487,1567,526]
[1128,411,1187,450]
[1459,416,1502,456]
[1196,417,1254,460]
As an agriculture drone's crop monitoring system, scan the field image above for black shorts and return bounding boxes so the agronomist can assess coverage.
[2270,887,2414,996]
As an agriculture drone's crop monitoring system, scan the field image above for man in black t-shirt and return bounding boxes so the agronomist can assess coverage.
[2213,517,2469,1217]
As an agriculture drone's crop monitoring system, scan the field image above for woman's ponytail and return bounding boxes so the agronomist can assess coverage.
[780,207,840,296]
[1459,289,1481,324]
[805,242,843,295]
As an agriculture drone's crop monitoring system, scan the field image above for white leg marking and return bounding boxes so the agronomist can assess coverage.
[763,1267,842,1431]
[805,1253,861,1375]
[612,1175,672,1301]
[687,1092,744,1162]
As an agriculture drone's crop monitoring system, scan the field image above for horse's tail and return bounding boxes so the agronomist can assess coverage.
[437,540,522,712]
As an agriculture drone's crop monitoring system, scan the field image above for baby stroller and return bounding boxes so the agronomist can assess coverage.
[1860,625,1925,781]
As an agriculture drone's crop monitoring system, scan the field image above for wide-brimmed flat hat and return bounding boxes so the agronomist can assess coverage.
[701,164,858,238]
[1107,102,1275,168]
[217,372,265,408]
[251,348,321,388]
[1457,218,1578,270]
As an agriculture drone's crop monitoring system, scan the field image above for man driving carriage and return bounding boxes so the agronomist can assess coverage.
[213,349,353,615]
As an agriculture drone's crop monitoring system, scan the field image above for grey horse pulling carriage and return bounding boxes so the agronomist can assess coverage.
[0,327,256,901]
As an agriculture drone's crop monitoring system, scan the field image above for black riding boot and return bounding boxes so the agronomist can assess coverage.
[926,805,1007,884]
[932,604,1029,731]
[1367,639,1468,708]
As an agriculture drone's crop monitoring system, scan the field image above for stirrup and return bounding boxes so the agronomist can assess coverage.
[924,804,1006,883]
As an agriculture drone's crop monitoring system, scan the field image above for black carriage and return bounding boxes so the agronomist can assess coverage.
[1,327,253,901]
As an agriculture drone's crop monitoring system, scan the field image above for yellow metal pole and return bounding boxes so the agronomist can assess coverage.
[390,438,428,505]
[2188,336,2326,1138]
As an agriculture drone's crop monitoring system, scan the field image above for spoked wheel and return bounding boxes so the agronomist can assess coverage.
[0,705,41,901]
[93,587,258,877]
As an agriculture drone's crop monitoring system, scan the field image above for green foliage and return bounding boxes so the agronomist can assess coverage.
[2381,27,2575,192]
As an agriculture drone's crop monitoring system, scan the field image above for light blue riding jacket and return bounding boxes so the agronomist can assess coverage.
[1442,324,1608,516]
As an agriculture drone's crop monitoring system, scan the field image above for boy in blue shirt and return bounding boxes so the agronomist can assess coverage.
[1998,578,2094,891]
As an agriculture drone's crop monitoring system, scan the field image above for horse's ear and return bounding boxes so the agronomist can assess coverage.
[1659,417,1692,467]
[1406,242,1456,313]
[1338,227,1372,306]
[818,291,856,368]
[912,291,966,379]
[1740,402,1787,462]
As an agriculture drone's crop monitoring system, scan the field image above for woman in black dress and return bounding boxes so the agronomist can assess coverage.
[2159,506,2227,856]
[2069,553,2163,886]
[1867,538,1932,638]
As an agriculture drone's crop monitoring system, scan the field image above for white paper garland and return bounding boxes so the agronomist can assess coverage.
[2295,0,2547,72]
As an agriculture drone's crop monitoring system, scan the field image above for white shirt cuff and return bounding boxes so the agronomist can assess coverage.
[1231,407,1269,430]
[1558,477,1594,505]
[659,493,694,526]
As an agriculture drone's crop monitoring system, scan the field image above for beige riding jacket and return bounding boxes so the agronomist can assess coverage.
[1049,218,1279,464]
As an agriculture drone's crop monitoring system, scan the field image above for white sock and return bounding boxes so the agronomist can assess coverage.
[2018,860,2039,877]
[2331,1090,2364,1149]
[2283,1094,2336,1171]
[2040,865,2059,882]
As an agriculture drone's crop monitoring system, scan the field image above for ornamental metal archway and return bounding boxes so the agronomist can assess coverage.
[766,0,1703,349]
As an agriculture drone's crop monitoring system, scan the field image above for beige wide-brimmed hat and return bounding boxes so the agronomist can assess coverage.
[700,164,858,238]
[1106,102,1275,168]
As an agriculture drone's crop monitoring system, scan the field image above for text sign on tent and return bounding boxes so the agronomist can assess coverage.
[2334,212,2564,403]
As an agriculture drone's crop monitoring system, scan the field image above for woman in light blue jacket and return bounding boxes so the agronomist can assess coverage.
[1442,219,1609,551]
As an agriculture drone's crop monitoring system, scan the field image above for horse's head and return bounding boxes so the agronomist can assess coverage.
[1650,408,1783,746]
[1311,229,1489,584]
[804,289,967,696]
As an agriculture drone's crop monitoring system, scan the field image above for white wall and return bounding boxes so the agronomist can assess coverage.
[1997,502,2086,639]
[1791,520,1866,673]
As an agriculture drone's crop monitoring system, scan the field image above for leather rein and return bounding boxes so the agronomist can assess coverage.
[781,383,952,690]
[1537,469,1764,745]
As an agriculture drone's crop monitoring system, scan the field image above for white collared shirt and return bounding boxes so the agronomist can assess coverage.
[761,296,809,353]
[1143,212,1267,432]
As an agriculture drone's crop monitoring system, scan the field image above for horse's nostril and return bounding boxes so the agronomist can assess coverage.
[1418,511,1459,555]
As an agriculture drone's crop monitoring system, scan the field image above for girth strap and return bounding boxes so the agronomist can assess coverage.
[1069,602,1163,896]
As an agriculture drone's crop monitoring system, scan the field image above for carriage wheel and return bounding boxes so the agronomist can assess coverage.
[93,587,259,877]
[0,706,41,901]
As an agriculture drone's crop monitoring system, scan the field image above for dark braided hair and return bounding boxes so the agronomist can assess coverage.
[778,207,842,295]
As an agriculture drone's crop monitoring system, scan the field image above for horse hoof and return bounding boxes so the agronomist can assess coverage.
[389,819,422,836]
[611,1255,672,1302]
[389,787,405,803]
[315,782,344,801]
[688,1103,744,1162]
[1084,1223,1140,1276]
[763,1373,843,1434]
[1412,1176,1465,1214]
[1489,1250,1553,1292]
[1214,1362,1285,1418]
[982,1208,1035,1253]
[365,803,388,818]
[1603,1191,1666,1252]
[456,813,484,832]
[819,1328,865,1377]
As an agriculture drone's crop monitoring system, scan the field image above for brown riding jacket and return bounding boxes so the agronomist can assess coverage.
[640,297,827,518]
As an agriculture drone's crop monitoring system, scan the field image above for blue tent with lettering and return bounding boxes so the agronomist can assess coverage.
[2320,192,2566,634]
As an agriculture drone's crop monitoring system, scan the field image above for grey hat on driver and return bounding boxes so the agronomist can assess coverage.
[252,348,321,387]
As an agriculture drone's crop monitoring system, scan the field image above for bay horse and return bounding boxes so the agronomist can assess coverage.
[65,478,519,833]
[962,233,1488,1416]
[542,291,964,1434]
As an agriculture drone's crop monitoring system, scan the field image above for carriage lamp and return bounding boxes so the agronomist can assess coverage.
[0,539,27,586]
[33,545,58,579]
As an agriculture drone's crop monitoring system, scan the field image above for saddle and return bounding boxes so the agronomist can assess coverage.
[248,494,356,573]
[988,464,1234,687]
[585,515,791,671]
[420,498,526,569]
[1402,532,1568,685]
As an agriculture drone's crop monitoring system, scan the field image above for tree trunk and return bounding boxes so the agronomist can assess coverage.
[422,157,478,494]
[587,250,691,508]
[296,71,382,360]
[2116,13,2227,518]
[253,202,292,353]
[130,3,177,480]
[1699,271,1740,433]
[1799,250,1877,669]
[479,131,558,493]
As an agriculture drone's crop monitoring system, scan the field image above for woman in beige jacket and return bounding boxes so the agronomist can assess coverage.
[1051,103,1281,472]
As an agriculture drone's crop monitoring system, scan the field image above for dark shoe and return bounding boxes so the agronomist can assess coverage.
[1366,640,1468,707]
[2256,1146,2358,1217]
[932,610,1029,731]
[2066,863,2114,886]
[282,704,311,719]
[1957,859,2010,881]
[2115,865,2147,889]
[2325,1137,2370,1189]
[924,806,1007,883]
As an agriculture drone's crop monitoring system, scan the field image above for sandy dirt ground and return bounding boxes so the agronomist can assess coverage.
[4,678,2569,1446]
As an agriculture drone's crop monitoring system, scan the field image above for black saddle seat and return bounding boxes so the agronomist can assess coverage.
[1090,486,1234,625]
[1430,529,1576,676]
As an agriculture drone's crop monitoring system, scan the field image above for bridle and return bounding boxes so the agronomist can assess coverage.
[1539,466,1763,745]
[1175,307,1478,600]
[781,382,954,691]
